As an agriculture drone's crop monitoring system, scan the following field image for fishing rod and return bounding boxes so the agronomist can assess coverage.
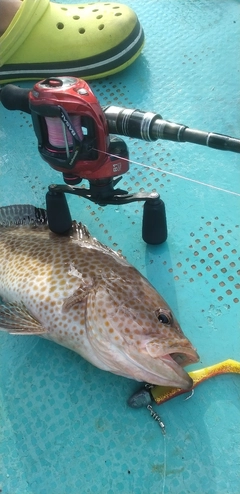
[1,79,240,153]
[1,77,239,244]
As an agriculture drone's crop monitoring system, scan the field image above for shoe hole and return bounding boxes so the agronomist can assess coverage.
[57,22,64,29]
[78,6,85,9]
[92,8,99,12]
[61,7,68,11]
[73,15,80,20]
[114,12,122,16]
[98,24,104,30]
[112,5,120,8]
[96,15,103,19]
[79,27,86,34]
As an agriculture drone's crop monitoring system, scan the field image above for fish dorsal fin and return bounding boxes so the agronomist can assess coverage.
[0,204,47,227]
[71,221,127,261]
[0,302,48,335]
[0,205,127,264]
[71,221,92,241]
[71,221,106,249]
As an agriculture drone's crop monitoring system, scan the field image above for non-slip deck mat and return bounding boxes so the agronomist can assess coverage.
[0,1,239,493]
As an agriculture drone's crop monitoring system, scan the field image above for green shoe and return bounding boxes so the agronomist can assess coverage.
[0,0,144,83]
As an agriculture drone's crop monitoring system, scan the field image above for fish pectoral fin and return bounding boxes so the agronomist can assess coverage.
[62,284,94,312]
[0,301,48,335]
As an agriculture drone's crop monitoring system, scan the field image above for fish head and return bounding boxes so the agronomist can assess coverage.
[85,266,199,389]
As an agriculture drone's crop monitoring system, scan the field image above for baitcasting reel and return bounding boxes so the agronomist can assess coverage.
[29,76,130,186]
[1,76,240,243]
[1,76,168,244]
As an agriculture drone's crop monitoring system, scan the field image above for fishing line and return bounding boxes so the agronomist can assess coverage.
[161,433,167,494]
[93,148,240,198]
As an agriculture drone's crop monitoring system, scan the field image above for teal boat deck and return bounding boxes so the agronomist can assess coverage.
[0,1,239,493]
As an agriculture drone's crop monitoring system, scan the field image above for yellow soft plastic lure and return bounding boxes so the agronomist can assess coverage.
[128,359,240,410]
[151,359,240,405]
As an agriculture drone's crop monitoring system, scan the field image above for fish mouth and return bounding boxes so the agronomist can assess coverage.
[168,349,199,367]
[124,343,200,390]
[140,338,200,389]
[160,349,200,389]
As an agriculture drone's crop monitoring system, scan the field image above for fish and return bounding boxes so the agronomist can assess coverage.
[0,204,199,389]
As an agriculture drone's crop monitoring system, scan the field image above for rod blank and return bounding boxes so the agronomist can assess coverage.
[103,106,240,153]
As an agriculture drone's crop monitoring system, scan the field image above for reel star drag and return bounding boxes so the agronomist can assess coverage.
[1,76,240,244]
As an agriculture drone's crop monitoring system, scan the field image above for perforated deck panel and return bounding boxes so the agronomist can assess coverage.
[0,1,239,493]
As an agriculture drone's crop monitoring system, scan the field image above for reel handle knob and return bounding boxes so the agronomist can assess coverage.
[46,188,72,234]
[142,193,167,245]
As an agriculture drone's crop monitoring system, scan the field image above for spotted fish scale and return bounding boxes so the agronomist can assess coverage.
[0,205,199,389]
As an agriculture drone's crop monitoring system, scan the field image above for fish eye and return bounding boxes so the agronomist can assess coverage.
[155,309,172,325]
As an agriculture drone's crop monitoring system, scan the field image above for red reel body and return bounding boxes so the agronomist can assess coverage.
[29,76,129,184]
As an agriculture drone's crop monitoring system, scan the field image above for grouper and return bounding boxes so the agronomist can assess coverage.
[0,204,199,389]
